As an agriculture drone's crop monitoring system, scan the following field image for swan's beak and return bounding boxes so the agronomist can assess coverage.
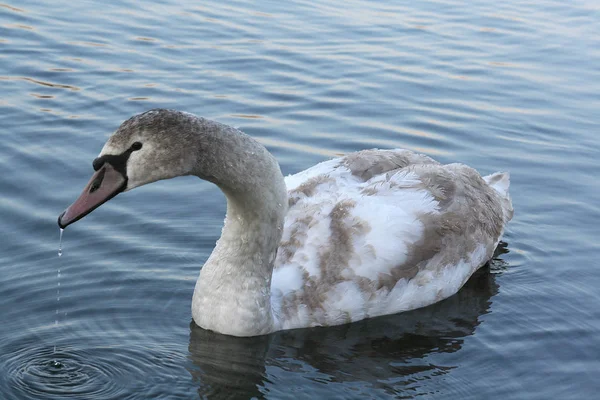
[58,163,127,229]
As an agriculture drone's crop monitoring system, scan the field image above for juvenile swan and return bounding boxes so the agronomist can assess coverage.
[58,109,513,337]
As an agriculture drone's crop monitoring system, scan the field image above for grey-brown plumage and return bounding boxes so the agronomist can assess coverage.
[77,109,512,336]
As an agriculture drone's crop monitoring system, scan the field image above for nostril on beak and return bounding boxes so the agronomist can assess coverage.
[89,180,101,193]
[88,168,106,194]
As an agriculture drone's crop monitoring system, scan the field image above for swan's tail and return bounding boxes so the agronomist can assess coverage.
[484,172,514,223]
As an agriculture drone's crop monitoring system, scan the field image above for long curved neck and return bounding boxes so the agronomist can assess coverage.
[190,120,287,336]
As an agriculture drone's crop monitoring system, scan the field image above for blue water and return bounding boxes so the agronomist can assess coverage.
[1,0,599,398]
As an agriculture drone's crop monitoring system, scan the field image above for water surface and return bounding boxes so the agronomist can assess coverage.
[1,0,599,398]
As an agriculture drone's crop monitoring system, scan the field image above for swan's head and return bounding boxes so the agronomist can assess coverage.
[58,109,200,228]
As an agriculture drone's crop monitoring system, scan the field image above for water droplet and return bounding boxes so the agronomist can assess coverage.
[58,228,64,257]
[55,228,64,355]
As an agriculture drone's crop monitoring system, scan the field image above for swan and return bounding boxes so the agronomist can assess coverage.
[58,109,513,337]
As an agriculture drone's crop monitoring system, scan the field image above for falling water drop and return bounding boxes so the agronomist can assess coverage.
[58,228,64,257]
[55,228,64,354]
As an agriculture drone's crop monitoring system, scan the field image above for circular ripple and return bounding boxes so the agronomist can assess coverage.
[3,344,148,399]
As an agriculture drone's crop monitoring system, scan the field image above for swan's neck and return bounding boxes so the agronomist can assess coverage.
[190,121,287,336]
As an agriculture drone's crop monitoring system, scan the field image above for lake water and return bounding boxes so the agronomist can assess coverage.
[1,0,599,398]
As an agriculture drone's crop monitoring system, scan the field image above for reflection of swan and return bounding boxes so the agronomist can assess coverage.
[187,250,505,398]
[58,109,512,337]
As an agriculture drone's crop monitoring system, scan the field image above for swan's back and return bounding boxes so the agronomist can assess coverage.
[271,149,512,330]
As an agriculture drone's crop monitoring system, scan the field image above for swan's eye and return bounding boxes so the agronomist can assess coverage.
[131,142,143,151]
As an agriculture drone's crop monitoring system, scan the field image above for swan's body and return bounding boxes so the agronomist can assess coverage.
[59,109,513,337]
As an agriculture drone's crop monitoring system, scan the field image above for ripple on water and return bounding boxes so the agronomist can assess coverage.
[3,343,153,399]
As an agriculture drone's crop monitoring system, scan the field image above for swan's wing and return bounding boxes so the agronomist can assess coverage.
[272,149,511,330]
[284,149,439,196]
